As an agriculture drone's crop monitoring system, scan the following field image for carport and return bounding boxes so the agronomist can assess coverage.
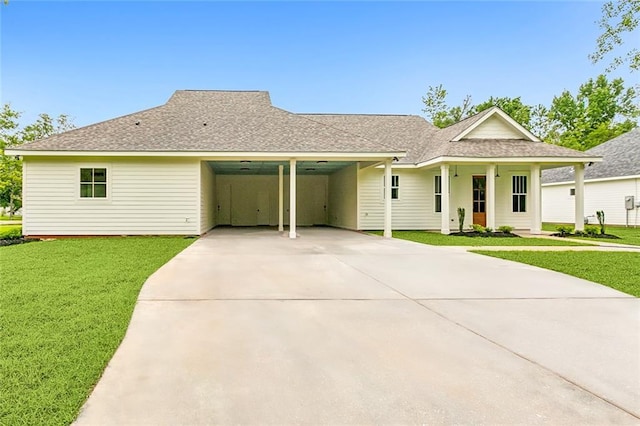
[203,157,396,239]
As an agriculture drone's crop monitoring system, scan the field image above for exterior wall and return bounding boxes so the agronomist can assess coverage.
[215,174,328,227]
[463,115,525,139]
[542,177,640,226]
[328,164,357,229]
[449,166,532,230]
[200,162,216,233]
[358,167,437,230]
[23,156,200,235]
[358,165,534,231]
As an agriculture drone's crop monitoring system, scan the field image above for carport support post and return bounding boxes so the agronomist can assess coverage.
[289,159,297,239]
[278,164,284,232]
[530,164,542,234]
[574,163,585,232]
[383,159,392,238]
[486,164,496,231]
[440,164,450,234]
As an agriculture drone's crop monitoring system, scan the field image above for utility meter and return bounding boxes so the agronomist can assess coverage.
[625,196,635,210]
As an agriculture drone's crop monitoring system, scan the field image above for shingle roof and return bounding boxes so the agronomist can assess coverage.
[17,90,401,153]
[542,128,640,183]
[299,114,437,163]
[14,90,597,163]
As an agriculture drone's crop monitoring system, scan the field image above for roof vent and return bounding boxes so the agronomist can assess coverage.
[203,122,207,126]
[135,121,140,126]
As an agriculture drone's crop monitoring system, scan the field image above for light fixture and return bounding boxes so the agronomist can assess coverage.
[240,160,251,163]
[306,168,316,171]
[316,160,328,164]
[454,165,458,177]
[240,167,250,171]
[495,165,500,178]
[588,162,594,166]
[393,156,399,162]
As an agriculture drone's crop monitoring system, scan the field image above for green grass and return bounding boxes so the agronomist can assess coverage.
[369,230,590,246]
[0,237,195,425]
[0,225,21,238]
[473,250,640,297]
[543,223,640,246]
[0,215,22,221]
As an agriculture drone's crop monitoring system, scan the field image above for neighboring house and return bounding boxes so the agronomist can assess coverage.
[542,128,640,226]
[6,90,599,238]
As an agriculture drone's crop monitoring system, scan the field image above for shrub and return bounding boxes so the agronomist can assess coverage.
[556,225,574,237]
[584,225,599,236]
[457,207,465,233]
[498,225,514,233]
[0,227,22,240]
[485,227,493,233]
[471,223,486,233]
[596,210,606,235]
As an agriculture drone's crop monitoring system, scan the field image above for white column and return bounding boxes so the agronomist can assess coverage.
[530,164,542,234]
[289,159,297,239]
[486,164,496,230]
[440,164,450,234]
[278,164,284,232]
[383,159,392,238]
[574,163,585,232]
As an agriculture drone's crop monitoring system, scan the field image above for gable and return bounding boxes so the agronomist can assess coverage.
[461,115,528,140]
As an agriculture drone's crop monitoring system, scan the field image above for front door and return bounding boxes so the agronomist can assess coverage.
[472,176,486,226]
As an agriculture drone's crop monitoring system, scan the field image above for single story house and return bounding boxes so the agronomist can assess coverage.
[542,128,640,226]
[7,90,600,238]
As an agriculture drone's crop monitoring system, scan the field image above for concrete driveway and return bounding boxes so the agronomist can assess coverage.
[76,228,640,425]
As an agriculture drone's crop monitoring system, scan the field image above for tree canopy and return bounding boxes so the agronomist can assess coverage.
[0,104,74,217]
[421,74,639,151]
[590,0,640,72]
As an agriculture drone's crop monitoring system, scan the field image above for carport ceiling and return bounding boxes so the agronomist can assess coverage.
[208,161,356,175]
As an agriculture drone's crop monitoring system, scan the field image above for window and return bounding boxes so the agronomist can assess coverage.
[512,175,527,212]
[384,175,399,199]
[80,168,107,198]
[570,188,575,196]
[434,175,442,212]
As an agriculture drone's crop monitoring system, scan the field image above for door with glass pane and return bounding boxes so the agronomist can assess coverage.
[472,176,486,226]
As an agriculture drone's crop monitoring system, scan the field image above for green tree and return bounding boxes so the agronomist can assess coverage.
[590,0,640,72]
[0,104,74,217]
[547,74,639,150]
[421,84,474,128]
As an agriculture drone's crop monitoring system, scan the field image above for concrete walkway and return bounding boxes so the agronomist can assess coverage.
[76,228,640,425]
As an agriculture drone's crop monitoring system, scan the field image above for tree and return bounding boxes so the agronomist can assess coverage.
[547,74,639,150]
[590,0,640,72]
[0,105,74,217]
[421,85,474,128]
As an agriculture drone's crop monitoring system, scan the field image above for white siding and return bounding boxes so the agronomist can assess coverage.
[200,162,216,234]
[23,157,200,235]
[215,174,328,226]
[450,166,532,230]
[463,115,526,139]
[542,177,640,226]
[328,164,357,229]
[358,167,437,230]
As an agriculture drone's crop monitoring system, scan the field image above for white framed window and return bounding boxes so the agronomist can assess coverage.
[512,175,527,212]
[383,175,400,200]
[434,175,442,212]
[570,188,575,196]
[80,168,107,198]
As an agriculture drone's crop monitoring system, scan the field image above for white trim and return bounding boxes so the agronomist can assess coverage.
[289,159,297,239]
[383,159,392,238]
[452,107,541,142]
[77,164,111,201]
[278,164,284,232]
[440,164,450,234]
[415,156,601,168]
[542,174,640,186]
[5,150,406,160]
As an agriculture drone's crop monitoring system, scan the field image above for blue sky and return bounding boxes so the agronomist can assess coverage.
[1,1,637,127]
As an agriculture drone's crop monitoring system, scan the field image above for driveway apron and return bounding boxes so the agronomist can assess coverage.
[75,228,640,425]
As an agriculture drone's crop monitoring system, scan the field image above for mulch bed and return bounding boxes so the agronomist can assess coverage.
[449,231,520,238]
[550,233,621,239]
[0,237,41,247]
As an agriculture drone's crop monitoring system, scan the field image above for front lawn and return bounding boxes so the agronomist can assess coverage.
[0,215,22,221]
[0,225,21,238]
[0,237,195,425]
[543,223,640,246]
[473,250,640,297]
[370,230,590,246]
